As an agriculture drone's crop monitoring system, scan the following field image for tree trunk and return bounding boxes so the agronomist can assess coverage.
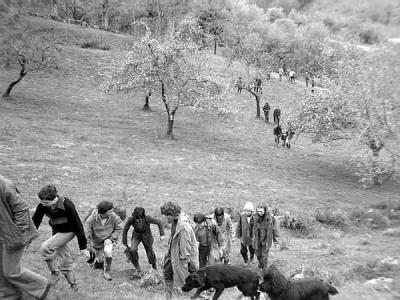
[102,0,109,30]
[213,37,217,55]
[3,57,27,98]
[166,114,175,139]
[255,95,260,118]
[143,91,151,111]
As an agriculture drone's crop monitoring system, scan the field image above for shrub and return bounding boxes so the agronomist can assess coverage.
[280,213,312,236]
[80,39,111,50]
[315,208,348,229]
[349,208,390,229]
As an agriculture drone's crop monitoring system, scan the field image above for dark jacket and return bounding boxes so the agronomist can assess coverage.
[263,103,270,112]
[32,196,87,250]
[122,216,164,246]
[236,212,254,245]
[250,210,279,250]
[0,175,39,249]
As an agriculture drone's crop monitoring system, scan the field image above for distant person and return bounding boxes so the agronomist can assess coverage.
[273,124,283,145]
[311,74,316,92]
[237,77,243,94]
[208,208,234,265]
[278,68,284,81]
[193,213,224,268]
[273,108,281,124]
[236,202,255,267]
[0,175,54,299]
[305,71,310,87]
[266,70,271,80]
[161,201,198,298]
[32,185,87,291]
[289,70,296,84]
[263,102,271,123]
[122,206,165,272]
[85,201,122,281]
[250,203,279,271]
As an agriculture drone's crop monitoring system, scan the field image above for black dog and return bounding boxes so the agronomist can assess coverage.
[260,265,338,300]
[182,264,260,300]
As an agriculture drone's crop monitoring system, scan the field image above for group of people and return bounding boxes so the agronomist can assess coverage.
[236,77,263,95]
[0,174,280,299]
[262,102,281,125]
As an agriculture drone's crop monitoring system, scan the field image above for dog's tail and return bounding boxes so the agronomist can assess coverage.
[326,283,339,295]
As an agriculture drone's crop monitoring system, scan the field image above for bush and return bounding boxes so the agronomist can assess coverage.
[80,39,110,50]
[280,213,312,235]
[315,208,348,229]
[349,208,390,229]
[359,28,379,44]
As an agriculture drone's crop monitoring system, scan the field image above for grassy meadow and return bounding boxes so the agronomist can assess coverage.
[1,17,400,300]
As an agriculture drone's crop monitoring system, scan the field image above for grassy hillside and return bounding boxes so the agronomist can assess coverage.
[1,17,400,300]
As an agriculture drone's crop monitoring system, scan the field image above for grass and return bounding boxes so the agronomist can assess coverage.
[1,16,400,300]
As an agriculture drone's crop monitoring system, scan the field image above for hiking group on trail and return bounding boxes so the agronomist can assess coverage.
[0,175,280,299]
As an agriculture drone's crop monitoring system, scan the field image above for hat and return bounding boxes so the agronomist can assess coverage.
[97,201,114,214]
[243,202,254,212]
[38,185,58,200]
[193,213,206,223]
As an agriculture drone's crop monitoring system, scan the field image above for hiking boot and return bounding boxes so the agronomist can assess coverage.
[103,257,112,281]
[243,261,249,267]
[50,271,61,285]
[93,260,104,269]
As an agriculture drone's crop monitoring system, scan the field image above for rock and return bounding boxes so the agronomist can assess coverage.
[378,257,399,270]
[383,228,400,237]
[364,277,393,292]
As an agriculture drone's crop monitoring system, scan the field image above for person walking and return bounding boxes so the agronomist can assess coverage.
[236,77,243,94]
[161,201,198,298]
[0,175,54,300]
[305,71,310,87]
[122,206,165,272]
[263,102,271,123]
[193,213,224,268]
[32,185,87,291]
[273,107,281,125]
[250,203,279,271]
[278,67,283,81]
[84,201,122,281]
[236,202,255,267]
[208,208,234,264]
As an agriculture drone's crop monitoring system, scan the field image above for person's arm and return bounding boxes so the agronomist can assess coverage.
[6,185,30,231]
[122,217,133,246]
[236,215,242,238]
[272,217,279,243]
[226,215,234,239]
[32,204,45,229]
[65,199,87,250]
[110,214,123,243]
[179,229,193,261]
[214,223,224,249]
[148,216,165,237]
[84,214,94,248]
[249,216,254,239]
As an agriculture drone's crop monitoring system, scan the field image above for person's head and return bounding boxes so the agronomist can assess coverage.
[161,201,181,224]
[97,201,114,218]
[193,213,206,229]
[114,206,127,221]
[38,185,59,208]
[132,206,146,219]
[214,207,224,223]
[243,202,254,217]
[256,203,268,218]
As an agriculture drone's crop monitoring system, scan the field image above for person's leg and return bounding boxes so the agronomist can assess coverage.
[40,232,74,283]
[163,257,173,300]
[130,236,142,270]
[262,248,269,271]
[94,246,104,268]
[248,244,255,261]
[198,246,209,268]
[103,239,113,281]
[1,242,49,299]
[240,243,249,264]
[142,235,157,269]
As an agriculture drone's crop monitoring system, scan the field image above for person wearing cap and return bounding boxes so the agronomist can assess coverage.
[236,202,255,267]
[32,184,87,291]
[160,201,198,298]
[250,203,279,270]
[208,208,234,264]
[122,206,165,272]
[193,213,224,268]
[84,201,122,281]
[0,175,56,300]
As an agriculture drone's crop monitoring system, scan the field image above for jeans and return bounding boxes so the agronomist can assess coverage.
[198,245,210,268]
[0,242,48,300]
[40,232,75,273]
[131,235,156,268]
[240,243,255,262]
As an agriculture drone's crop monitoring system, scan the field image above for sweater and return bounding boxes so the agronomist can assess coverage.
[32,196,87,250]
